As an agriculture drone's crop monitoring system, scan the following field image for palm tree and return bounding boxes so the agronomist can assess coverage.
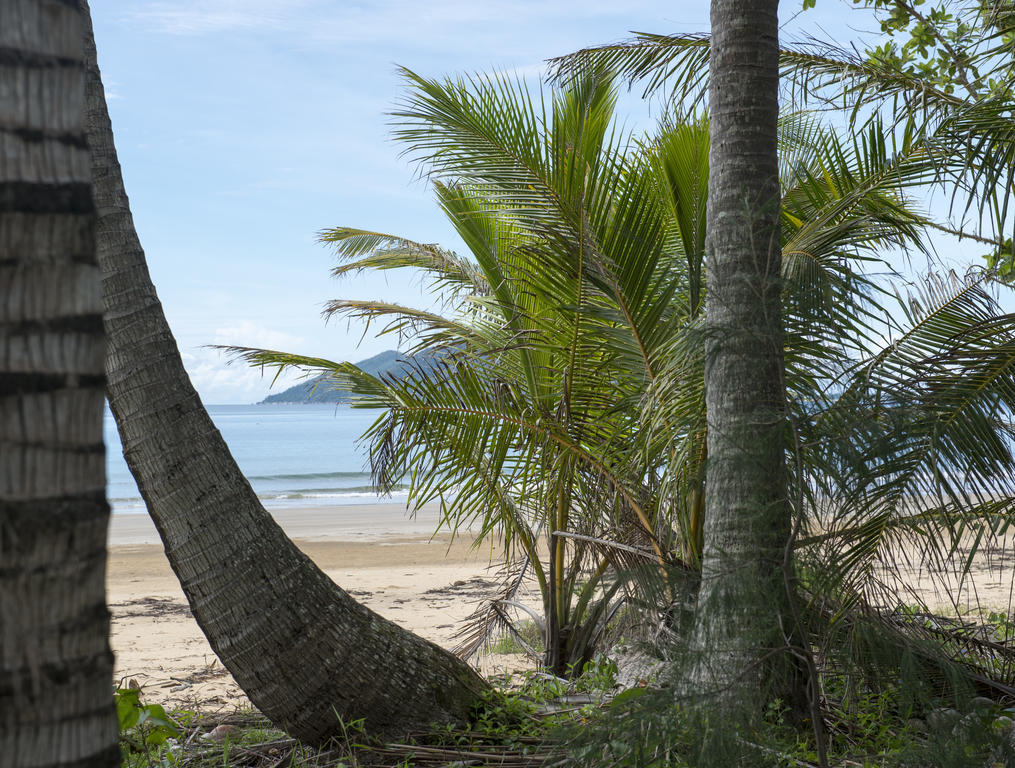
[228,67,968,688]
[0,1,118,764]
[335,70,675,677]
[231,69,687,676]
[232,20,1015,741]
[79,0,486,745]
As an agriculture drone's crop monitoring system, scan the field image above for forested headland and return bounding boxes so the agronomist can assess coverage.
[259,349,442,404]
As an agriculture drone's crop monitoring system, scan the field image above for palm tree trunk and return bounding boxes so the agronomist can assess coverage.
[0,2,118,764]
[544,477,569,676]
[687,0,808,715]
[79,1,486,744]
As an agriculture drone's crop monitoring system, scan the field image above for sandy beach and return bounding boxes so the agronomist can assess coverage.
[109,503,1015,713]
[107,503,536,712]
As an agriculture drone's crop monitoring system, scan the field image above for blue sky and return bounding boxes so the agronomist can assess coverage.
[91,0,884,403]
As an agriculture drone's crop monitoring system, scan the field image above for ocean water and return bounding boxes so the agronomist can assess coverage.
[104,403,408,515]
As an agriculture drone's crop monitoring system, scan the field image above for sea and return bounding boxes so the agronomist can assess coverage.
[104,403,408,515]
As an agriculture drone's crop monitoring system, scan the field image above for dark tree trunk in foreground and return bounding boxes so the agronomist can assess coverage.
[687,0,808,714]
[80,1,486,744]
[0,1,119,765]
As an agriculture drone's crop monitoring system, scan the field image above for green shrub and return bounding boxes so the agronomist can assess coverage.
[115,686,181,764]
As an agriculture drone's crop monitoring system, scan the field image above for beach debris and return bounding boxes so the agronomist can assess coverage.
[371,741,555,767]
[206,724,240,743]
[111,596,192,618]
[426,576,499,596]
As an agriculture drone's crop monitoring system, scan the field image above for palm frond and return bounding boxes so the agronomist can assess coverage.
[803,272,1015,606]
[320,226,490,297]
[548,32,963,116]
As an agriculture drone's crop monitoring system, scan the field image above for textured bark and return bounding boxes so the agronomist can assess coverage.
[0,2,119,765]
[687,0,807,712]
[78,1,486,744]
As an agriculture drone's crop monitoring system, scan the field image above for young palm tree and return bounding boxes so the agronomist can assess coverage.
[233,69,686,676]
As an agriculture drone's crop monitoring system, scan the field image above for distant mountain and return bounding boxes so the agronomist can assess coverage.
[259,349,440,404]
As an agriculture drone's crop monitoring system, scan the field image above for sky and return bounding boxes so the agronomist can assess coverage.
[91,0,890,404]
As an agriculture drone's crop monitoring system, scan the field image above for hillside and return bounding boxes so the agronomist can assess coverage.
[259,350,437,404]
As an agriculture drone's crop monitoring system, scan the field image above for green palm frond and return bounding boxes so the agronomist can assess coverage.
[547,32,712,105]
[321,298,506,353]
[803,272,1015,602]
[933,95,1015,237]
[639,118,708,319]
[319,226,490,297]
[394,66,622,229]
[547,32,963,115]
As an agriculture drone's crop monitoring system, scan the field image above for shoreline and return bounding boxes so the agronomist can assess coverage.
[108,501,463,546]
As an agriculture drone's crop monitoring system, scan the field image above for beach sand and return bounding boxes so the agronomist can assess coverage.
[109,504,1015,713]
[107,504,537,712]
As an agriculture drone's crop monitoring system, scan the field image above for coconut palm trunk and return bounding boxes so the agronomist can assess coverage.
[79,1,485,744]
[687,0,808,714]
[0,1,118,764]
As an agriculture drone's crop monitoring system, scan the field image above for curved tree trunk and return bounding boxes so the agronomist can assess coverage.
[0,2,118,765]
[687,0,808,715]
[79,1,486,745]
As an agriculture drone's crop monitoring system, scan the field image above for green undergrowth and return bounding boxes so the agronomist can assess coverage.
[115,649,1015,768]
[112,657,616,767]
[556,675,1015,768]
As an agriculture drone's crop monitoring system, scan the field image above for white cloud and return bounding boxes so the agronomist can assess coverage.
[126,0,672,47]
[299,1,663,50]
[125,0,316,35]
[181,322,310,404]
[210,320,305,350]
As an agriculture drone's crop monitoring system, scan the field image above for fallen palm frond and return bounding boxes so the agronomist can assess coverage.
[151,706,564,768]
[880,609,1015,698]
[452,556,544,661]
[806,584,1015,704]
